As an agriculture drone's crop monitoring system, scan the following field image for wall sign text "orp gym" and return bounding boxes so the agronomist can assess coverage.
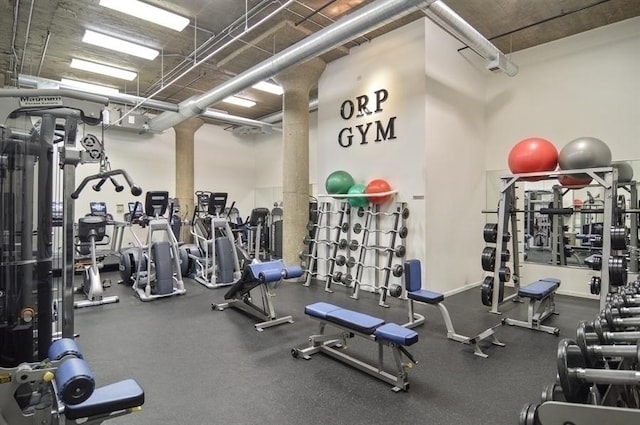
[338,88,397,148]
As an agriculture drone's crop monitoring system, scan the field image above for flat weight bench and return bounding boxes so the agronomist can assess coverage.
[292,302,418,392]
[403,259,505,358]
[213,260,302,331]
[503,278,561,335]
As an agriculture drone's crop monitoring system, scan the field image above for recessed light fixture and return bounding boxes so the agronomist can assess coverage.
[82,30,159,60]
[70,58,137,81]
[252,81,284,95]
[60,78,120,95]
[99,0,190,32]
[223,96,256,108]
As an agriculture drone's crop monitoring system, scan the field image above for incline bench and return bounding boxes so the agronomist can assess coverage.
[403,259,504,358]
[503,277,561,335]
[292,302,418,392]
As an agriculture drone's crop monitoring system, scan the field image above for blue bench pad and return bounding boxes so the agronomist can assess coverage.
[374,323,418,346]
[518,280,559,300]
[65,379,144,420]
[305,302,342,319]
[326,309,385,334]
[540,277,561,286]
[408,289,444,304]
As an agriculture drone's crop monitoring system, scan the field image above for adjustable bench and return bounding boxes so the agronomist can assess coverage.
[403,259,504,358]
[213,260,302,331]
[48,338,145,424]
[503,277,561,335]
[292,302,418,392]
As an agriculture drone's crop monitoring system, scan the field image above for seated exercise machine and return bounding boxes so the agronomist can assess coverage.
[181,192,241,289]
[292,302,419,392]
[0,338,144,425]
[503,277,561,335]
[245,208,270,260]
[119,191,186,301]
[74,211,119,309]
[213,260,301,331]
[402,259,505,358]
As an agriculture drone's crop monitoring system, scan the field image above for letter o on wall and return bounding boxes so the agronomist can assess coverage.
[340,100,354,120]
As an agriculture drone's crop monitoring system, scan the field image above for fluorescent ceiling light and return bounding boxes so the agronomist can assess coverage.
[82,30,159,60]
[60,78,120,95]
[99,0,189,32]
[252,81,283,95]
[223,96,256,108]
[70,58,137,81]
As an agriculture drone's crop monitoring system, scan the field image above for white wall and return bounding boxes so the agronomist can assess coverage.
[423,19,488,294]
[485,17,640,296]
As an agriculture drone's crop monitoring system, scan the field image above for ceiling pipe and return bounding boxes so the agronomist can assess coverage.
[36,30,51,76]
[148,0,435,132]
[19,0,36,74]
[17,74,280,131]
[421,1,518,76]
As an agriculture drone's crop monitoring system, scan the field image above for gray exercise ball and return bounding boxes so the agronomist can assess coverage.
[612,161,634,183]
[558,137,612,170]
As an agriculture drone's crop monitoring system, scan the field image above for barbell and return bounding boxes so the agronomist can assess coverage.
[335,255,357,268]
[356,207,410,219]
[353,241,406,257]
[352,222,408,239]
[600,305,640,330]
[575,322,640,368]
[302,236,349,249]
[581,319,640,345]
[306,221,350,233]
[332,271,354,285]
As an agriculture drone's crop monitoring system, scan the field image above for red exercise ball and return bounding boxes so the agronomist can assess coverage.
[508,137,558,179]
[365,178,393,205]
[558,174,592,189]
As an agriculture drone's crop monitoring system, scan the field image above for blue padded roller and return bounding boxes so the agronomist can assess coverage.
[258,268,284,283]
[304,302,342,319]
[65,379,145,420]
[404,259,422,292]
[325,309,385,334]
[374,323,418,346]
[55,358,95,405]
[518,280,558,300]
[407,289,444,304]
[283,265,303,279]
[49,338,84,360]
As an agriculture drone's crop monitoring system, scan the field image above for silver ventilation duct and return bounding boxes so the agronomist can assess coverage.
[148,0,436,132]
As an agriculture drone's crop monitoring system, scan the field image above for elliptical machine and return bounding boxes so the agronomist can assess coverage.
[74,207,119,308]
[120,191,186,301]
[181,192,242,288]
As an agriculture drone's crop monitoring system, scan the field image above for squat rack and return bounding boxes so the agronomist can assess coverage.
[486,167,618,313]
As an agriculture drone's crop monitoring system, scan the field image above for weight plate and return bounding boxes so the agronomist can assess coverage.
[557,339,589,403]
[335,255,346,266]
[608,255,627,287]
[483,223,498,243]
[501,249,510,263]
[349,240,359,251]
[338,239,348,249]
[481,276,494,306]
[357,207,366,218]
[395,245,406,258]
[401,208,410,219]
[398,226,408,239]
[306,221,315,231]
[481,247,496,272]
[353,223,362,234]
[392,264,404,277]
[498,266,511,283]
[346,257,356,268]
[589,276,601,295]
[341,222,350,233]
[610,226,628,251]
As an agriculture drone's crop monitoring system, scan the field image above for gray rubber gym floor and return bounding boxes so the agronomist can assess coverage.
[73,272,598,425]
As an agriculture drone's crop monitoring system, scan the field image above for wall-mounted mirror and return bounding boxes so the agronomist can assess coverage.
[485,161,640,272]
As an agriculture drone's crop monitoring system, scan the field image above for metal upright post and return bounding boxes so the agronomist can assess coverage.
[491,178,514,313]
[61,117,79,338]
[629,183,638,273]
[599,168,616,310]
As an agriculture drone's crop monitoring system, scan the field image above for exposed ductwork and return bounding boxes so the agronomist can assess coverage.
[421,1,519,76]
[17,74,280,132]
[148,0,436,132]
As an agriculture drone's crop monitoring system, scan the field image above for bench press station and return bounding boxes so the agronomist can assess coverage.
[503,278,561,335]
[292,302,418,392]
[212,260,302,331]
[402,259,505,358]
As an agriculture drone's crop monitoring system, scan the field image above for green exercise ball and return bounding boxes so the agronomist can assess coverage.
[325,170,355,194]
[347,183,368,208]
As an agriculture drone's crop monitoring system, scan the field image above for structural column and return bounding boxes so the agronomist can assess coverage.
[174,117,204,243]
[274,58,326,265]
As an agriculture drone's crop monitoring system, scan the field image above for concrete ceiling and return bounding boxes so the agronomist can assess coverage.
[1,0,639,125]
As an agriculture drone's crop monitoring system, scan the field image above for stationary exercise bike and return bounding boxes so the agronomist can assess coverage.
[74,203,119,308]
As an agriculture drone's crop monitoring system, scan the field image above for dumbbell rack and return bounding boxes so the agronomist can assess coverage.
[302,201,350,287]
[350,202,408,307]
[485,167,619,313]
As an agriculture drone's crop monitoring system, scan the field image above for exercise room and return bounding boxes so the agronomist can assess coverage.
[1,1,639,424]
